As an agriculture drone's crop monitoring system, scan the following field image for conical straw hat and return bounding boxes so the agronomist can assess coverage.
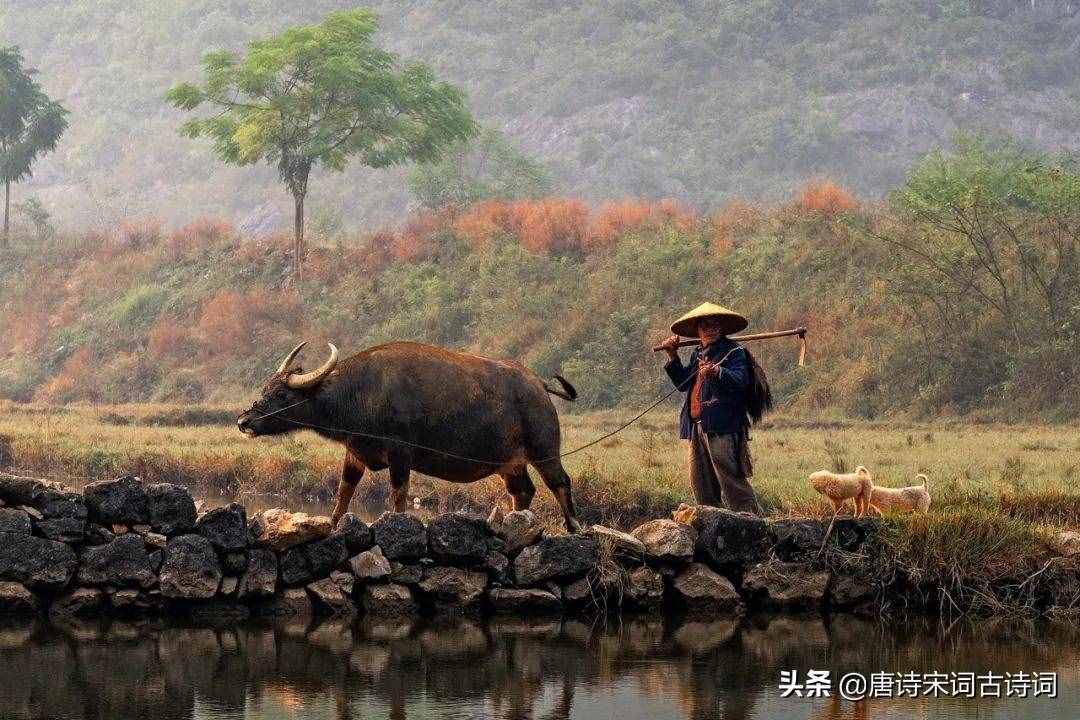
[670,302,748,337]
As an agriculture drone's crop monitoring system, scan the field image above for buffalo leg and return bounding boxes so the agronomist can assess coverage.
[331,450,365,526]
[533,458,583,532]
[388,457,411,512]
[500,467,536,511]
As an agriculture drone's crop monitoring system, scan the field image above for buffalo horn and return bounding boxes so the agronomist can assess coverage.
[285,343,339,389]
[276,341,308,375]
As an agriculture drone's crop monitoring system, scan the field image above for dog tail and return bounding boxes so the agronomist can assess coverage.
[543,375,577,401]
[916,473,929,489]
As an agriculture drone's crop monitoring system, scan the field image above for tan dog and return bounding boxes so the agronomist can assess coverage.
[869,473,931,514]
[809,466,873,517]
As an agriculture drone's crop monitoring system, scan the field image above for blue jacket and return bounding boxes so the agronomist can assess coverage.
[664,337,750,439]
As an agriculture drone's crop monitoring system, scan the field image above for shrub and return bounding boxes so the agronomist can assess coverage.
[167,217,235,257]
[711,200,763,253]
[453,200,512,249]
[511,198,588,254]
[794,179,857,216]
[147,318,200,362]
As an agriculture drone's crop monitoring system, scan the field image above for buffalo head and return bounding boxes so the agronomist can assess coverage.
[237,341,338,437]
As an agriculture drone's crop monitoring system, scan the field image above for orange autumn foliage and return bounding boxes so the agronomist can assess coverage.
[711,200,763,253]
[794,179,857,216]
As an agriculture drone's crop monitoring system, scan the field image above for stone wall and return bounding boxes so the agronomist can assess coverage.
[0,473,897,620]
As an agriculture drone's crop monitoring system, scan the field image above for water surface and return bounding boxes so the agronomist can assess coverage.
[1,613,1077,719]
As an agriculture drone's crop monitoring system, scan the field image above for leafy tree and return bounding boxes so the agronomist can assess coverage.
[166,9,476,275]
[0,46,67,247]
[407,127,553,210]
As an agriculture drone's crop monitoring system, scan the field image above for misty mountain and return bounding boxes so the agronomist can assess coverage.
[3,0,1080,232]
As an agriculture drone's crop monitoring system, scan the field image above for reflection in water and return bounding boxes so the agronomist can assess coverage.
[0,613,1078,720]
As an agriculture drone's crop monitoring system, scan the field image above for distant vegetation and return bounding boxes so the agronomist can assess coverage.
[1,140,1077,420]
[4,1,1080,231]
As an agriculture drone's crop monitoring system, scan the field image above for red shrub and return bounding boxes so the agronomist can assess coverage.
[794,179,857,216]
[167,217,236,258]
[147,318,200,362]
[511,198,589,254]
[453,200,513,249]
[711,200,763,253]
[584,198,698,251]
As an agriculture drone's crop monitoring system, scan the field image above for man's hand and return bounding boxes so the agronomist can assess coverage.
[659,335,681,360]
[698,360,721,378]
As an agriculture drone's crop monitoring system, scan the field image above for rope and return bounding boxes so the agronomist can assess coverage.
[252,347,737,467]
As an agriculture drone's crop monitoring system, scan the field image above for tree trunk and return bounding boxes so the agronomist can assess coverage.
[293,190,305,282]
[2,180,9,248]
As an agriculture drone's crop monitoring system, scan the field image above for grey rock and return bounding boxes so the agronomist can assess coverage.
[689,507,771,567]
[626,566,665,608]
[371,512,427,561]
[195,503,248,552]
[390,561,423,585]
[146,483,197,536]
[334,513,374,554]
[78,534,155,588]
[252,587,313,618]
[0,531,78,589]
[742,561,830,608]
[488,587,562,614]
[238,549,278,599]
[109,589,164,615]
[330,569,355,596]
[417,566,487,608]
[513,535,599,586]
[220,576,239,596]
[562,577,592,605]
[350,546,391,581]
[427,512,491,565]
[307,578,357,615]
[35,517,86,544]
[0,581,38,614]
[304,535,348,579]
[83,475,149,525]
[362,583,417,615]
[589,524,646,561]
[159,534,222,600]
[50,587,107,618]
[770,519,828,561]
[148,550,164,573]
[0,508,31,534]
[144,532,167,550]
[830,573,876,608]
[672,563,743,610]
[84,524,115,546]
[496,510,543,554]
[630,519,696,562]
[279,546,313,586]
[223,551,248,575]
[484,551,509,583]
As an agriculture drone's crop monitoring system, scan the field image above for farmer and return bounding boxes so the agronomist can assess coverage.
[658,302,771,514]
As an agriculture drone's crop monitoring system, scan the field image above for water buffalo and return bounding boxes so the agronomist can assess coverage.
[236,341,583,531]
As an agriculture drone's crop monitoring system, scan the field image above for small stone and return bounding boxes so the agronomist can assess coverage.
[253,587,313,618]
[742,561,830,608]
[84,524,115,545]
[78,534,155,589]
[223,551,248,575]
[496,510,543,554]
[331,570,355,596]
[159,534,222,600]
[0,532,78,589]
[18,506,43,521]
[220,576,240,596]
[589,524,646,561]
[83,475,149,525]
[631,519,697,562]
[250,508,333,551]
[279,546,313,586]
[131,524,151,535]
[350,546,391,581]
[626,566,665,608]
[371,512,427,561]
[110,588,164,615]
[362,583,417,615]
[484,551,509,583]
[562,577,592,605]
[144,533,167,550]
[148,550,164,573]
[488,588,561,614]
[672,563,743,610]
[111,524,130,535]
[50,587,106,618]
[427,512,491,565]
[307,578,356,615]
[195,503,248,552]
[333,513,374,554]
[0,508,31,534]
[513,535,599,586]
[417,566,487,608]
[390,561,423,585]
[145,483,197,536]
[0,581,38,614]
[238,549,278,599]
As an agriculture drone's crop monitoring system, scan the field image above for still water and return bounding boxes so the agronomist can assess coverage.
[0,613,1077,720]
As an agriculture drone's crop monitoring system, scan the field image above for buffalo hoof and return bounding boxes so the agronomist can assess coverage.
[565,517,584,534]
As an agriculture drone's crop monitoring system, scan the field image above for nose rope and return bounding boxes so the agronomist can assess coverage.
[243,348,735,466]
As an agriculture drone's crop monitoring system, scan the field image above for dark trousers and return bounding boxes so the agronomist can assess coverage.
[688,423,762,515]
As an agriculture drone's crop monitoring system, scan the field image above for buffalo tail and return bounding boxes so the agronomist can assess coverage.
[543,375,577,401]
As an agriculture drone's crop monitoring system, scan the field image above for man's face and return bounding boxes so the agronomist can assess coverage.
[697,318,725,343]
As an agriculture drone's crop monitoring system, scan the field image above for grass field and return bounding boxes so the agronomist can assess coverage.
[3,400,1079,614]
[2,400,1078,528]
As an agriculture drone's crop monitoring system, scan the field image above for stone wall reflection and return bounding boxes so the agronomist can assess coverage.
[0,615,1077,720]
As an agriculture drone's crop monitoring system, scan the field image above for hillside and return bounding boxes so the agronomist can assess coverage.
[3,1,1080,231]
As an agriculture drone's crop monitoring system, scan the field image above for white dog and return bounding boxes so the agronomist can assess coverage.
[868,473,931,514]
[808,466,873,517]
